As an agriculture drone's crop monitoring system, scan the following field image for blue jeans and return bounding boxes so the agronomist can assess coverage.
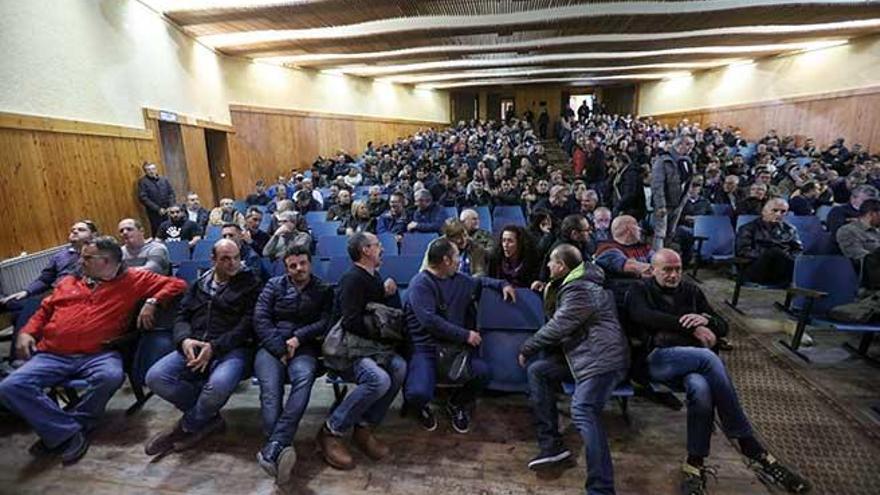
[145,348,251,432]
[253,348,318,445]
[326,355,406,434]
[404,345,491,410]
[0,351,124,448]
[648,347,754,457]
[526,356,573,452]
[572,368,627,495]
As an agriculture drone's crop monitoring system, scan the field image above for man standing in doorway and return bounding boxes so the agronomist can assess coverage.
[138,162,176,237]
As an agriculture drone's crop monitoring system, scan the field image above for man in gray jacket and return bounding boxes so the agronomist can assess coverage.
[651,136,695,250]
[518,244,629,495]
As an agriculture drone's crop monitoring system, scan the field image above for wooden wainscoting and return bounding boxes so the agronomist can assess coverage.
[647,86,880,150]
[228,105,448,198]
[0,116,162,258]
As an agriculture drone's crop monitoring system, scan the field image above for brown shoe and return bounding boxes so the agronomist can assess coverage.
[316,425,354,470]
[352,425,389,461]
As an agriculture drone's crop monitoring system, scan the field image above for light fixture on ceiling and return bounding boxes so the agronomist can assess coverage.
[417,72,686,90]
[727,59,756,68]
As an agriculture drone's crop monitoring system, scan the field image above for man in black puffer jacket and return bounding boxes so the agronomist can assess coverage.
[628,249,810,495]
[253,244,333,483]
[734,198,802,285]
[518,244,629,494]
[145,239,262,457]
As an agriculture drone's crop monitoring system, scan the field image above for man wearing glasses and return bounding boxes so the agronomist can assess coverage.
[0,236,186,465]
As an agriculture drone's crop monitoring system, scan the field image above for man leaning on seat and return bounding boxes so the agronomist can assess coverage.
[0,236,186,465]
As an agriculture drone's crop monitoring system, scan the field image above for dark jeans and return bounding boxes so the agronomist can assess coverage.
[253,348,318,445]
[326,355,406,434]
[647,346,754,457]
[527,357,625,495]
[0,351,125,448]
[146,348,251,432]
[403,345,491,411]
[674,225,696,265]
[744,248,795,285]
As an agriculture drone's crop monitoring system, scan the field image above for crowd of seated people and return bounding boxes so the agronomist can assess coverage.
[6,110,879,495]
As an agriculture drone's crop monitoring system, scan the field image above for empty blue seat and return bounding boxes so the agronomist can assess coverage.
[379,256,423,287]
[377,233,398,256]
[310,221,342,237]
[710,204,733,216]
[478,288,544,330]
[175,259,212,284]
[204,225,222,241]
[191,239,214,261]
[400,233,438,256]
[233,200,248,215]
[473,206,492,231]
[786,215,822,234]
[442,206,458,220]
[735,215,759,232]
[693,215,735,262]
[492,215,525,233]
[317,235,349,257]
[493,206,526,223]
[164,241,191,264]
[317,257,351,285]
[304,211,326,225]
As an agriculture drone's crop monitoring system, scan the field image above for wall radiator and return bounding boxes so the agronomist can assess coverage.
[0,245,66,295]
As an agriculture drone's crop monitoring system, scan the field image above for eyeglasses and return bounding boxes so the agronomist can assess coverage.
[81,254,109,261]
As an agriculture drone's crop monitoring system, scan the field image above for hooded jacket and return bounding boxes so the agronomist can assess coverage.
[520,263,630,382]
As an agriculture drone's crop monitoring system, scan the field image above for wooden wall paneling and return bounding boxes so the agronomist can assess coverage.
[647,87,880,150]
[157,122,189,205]
[180,124,215,206]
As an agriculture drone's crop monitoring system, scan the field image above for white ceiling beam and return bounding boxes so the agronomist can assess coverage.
[195,1,874,47]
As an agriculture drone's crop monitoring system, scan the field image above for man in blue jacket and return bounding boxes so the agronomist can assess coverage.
[253,244,333,484]
[404,238,516,433]
[407,189,446,234]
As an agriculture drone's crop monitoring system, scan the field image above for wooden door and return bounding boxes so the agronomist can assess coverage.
[205,130,235,201]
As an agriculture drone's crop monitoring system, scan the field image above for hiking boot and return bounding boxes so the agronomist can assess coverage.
[60,431,90,466]
[418,406,438,432]
[174,415,226,452]
[527,446,572,470]
[316,424,354,470]
[257,441,284,478]
[353,425,389,460]
[275,446,297,486]
[145,420,188,456]
[749,453,811,493]
[680,463,717,495]
[447,404,471,434]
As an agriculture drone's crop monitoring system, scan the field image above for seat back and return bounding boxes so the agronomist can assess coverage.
[693,215,735,259]
[316,235,349,257]
[477,288,545,392]
[816,205,832,224]
[493,206,525,223]
[376,233,399,256]
[473,206,492,232]
[310,221,341,237]
[710,204,733,216]
[492,216,525,233]
[735,215,759,232]
[477,288,545,330]
[204,225,223,241]
[379,256,422,287]
[442,206,458,220]
[304,211,326,225]
[791,255,860,316]
[191,239,214,261]
[164,241,191,264]
[175,259,212,284]
[400,233,438,256]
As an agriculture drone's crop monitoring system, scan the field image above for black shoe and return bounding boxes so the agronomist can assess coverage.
[447,404,470,434]
[749,453,811,493]
[717,337,734,351]
[527,447,572,470]
[418,406,438,432]
[60,431,89,466]
[257,441,284,478]
[680,463,717,495]
[275,446,297,486]
[145,420,189,456]
[28,438,58,458]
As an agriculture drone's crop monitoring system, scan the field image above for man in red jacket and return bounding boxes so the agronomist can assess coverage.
[0,236,186,465]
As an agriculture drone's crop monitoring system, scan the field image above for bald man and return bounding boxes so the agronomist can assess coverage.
[734,198,802,285]
[144,239,262,457]
[594,215,654,279]
[627,249,810,494]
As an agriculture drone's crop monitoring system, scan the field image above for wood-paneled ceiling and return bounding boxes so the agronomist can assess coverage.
[146,0,880,89]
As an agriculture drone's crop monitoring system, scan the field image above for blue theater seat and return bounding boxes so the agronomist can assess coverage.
[379,255,423,287]
[400,233,438,256]
[316,235,349,257]
[477,288,545,392]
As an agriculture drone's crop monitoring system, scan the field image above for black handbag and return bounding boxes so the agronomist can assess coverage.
[427,276,473,383]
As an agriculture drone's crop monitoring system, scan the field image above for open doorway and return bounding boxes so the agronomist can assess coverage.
[157,122,189,204]
[205,130,234,202]
[501,98,515,122]
[569,93,594,119]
